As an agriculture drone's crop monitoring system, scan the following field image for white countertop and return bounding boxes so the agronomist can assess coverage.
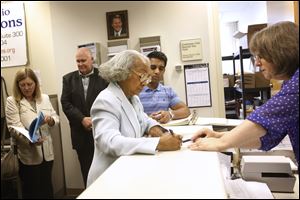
[78,148,228,199]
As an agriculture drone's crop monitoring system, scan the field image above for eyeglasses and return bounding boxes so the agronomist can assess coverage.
[253,55,262,64]
[131,69,152,85]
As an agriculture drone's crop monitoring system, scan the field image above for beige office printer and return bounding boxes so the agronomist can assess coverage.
[241,155,296,192]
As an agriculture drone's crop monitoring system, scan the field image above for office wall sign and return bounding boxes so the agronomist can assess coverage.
[1,1,27,68]
[180,38,203,61]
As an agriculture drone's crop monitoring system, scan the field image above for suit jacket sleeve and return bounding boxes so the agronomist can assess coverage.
[61,73,85,124]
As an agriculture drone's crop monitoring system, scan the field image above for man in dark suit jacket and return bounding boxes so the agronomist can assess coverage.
[61,47,108,188]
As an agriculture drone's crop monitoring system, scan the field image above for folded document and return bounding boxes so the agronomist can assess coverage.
[161,116,192,126]
[161,110,198,126]
[11,111,45,143]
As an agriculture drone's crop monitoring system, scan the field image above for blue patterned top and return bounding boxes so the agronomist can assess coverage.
[247,69,299,165]
[139,83,181,115]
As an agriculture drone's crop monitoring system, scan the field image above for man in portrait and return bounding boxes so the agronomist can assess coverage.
[110,14,127,38]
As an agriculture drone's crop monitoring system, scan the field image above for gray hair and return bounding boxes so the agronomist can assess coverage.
[99,50,149,82]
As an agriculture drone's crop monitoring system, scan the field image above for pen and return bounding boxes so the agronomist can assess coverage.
[182,138,191,143]
[182,134,206,143]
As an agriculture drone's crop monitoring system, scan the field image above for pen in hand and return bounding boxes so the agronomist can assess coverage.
[182,134,206,143]
[168,129,183,143]
[182,138,191,143]
[159,127,175,136]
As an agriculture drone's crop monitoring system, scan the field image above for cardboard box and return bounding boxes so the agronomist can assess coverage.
[234,23,267,49]
[255,72,270,88]
[236,73,255,88]
[247,23,268,47]
[223,74,234,87]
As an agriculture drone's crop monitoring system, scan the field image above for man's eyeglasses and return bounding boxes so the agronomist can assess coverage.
[131,70,152,85]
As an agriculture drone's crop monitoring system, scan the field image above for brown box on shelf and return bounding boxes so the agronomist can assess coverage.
[236,73,255,88]
[255,72,270,88]
[247,23,268,46]
[244,82,255,89]
[223,74,235,87]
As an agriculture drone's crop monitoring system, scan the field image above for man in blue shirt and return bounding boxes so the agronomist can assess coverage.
[139,51,190,124]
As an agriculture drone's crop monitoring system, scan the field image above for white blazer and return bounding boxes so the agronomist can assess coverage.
[87,82,160,187]
[6,94,59,165]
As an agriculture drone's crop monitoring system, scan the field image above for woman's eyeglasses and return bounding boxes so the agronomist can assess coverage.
[131,70,152,85]
[253,55,262,64]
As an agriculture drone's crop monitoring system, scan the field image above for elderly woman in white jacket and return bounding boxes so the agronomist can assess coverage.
[87,50,182,187]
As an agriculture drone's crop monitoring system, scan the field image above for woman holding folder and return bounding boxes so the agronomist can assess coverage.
[6,67,59,198]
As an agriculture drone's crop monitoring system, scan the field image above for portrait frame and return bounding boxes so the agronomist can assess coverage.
[106,10,129,40]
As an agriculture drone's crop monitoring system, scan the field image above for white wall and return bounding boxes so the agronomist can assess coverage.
[219,1,267,57]
[2,1,224,190]
[218,1,294,77]
[267,1,294,24]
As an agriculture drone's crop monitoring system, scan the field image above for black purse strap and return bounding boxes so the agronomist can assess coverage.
[1,76,9,97]
[1,76,9,149]
[1,118,6,148]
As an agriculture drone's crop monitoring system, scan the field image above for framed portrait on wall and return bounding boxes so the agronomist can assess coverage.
[106,10,129,40]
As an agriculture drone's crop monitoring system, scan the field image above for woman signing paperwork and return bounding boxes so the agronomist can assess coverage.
[189,21,299,166]
[87,50,182,187]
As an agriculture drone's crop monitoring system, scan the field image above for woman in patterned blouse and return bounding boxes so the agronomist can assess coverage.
[189,21,299,165]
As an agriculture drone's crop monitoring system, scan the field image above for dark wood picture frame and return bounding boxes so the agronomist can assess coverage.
[106,10,129,40]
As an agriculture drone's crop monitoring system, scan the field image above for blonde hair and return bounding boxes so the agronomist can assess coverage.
[12,67,42,102]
